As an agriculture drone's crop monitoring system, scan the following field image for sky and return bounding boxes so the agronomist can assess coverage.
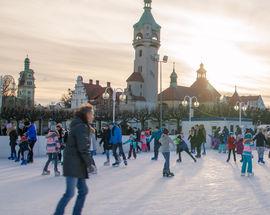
[0,0,270,106]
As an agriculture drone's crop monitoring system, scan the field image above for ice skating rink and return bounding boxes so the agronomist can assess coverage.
[1,151,270,215]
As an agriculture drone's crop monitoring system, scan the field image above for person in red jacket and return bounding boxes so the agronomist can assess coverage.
[227,132,236,162]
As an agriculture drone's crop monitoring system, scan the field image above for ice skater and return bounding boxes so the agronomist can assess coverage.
[227,132,236,162]
[159,128,175,177]
[241,133,254,177]
[15,135,29,165]
[174,134,196,163]
[140,131,148,152]
[124,134,137,159]
[42,128,61,176]
[8,125,18,160]
[253,128,267,164]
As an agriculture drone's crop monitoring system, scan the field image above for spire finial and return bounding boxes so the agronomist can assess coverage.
[235,85,237,93]
[144,0,152,9]
[173,62,175,72]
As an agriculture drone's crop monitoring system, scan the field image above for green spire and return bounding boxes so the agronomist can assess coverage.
[170,62,178,88]
[134,0,161,32]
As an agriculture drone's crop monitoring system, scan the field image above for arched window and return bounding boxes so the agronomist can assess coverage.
[136,33,143,40]
[152,34,158,41]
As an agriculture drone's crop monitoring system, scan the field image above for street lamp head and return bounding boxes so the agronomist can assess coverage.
[242,106,247,111]
[102,92,110,100]
[182,100,188,107]
[194,101,200,108]
[163,55,168,63]
[234,105,239,111]
[119,94,126,102]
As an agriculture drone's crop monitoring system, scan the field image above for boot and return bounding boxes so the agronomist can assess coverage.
[55,171,61,177]
[42,170,50,175]
[124,160,128,166]
[112,162,120,167]
[168,171,175,177]
[176,159,181,163]
[241,172,246,177]
[21,159,27,165]
[248,172,254,177]
[104,160,110,166]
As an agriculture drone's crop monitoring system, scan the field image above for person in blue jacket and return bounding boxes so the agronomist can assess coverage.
[109,123,127,167]
[149,126,163,160]
[25,120,37,163]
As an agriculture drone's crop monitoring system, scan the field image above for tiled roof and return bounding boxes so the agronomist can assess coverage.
[158,86,195,101]
[83,83,107,100]
[126,72,144,83]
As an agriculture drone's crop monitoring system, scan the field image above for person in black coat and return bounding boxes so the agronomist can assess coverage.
[8,127,18,160]
[54,104,94,215]
[253,129,267,164]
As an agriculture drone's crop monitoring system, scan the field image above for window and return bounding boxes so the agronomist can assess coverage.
[136,33,143,40]
[28,74,32,78]
[140,84,143,89]
[140,92,142,96]
[138,66,143,73]
[139,50,143,57]
[152,34,158,41]
[28,91,31,95]
[128,85,131,92]
[27,81,32,86]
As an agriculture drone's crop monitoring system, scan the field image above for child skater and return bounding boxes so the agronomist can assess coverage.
[236,134,244,162]
[241,133,254,177]
[159,128,175,177]
[227,132,236,162]
[15,135,29,165]
[8,126,18,160]
[140,131,148,152]
[174,133,196,163]
[42,128,61,176]
[124,134,138,159]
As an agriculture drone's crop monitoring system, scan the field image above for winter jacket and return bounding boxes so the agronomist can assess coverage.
[227,136,236,150]
[63,117,91,179]
[253,132,267,147]
[149,129,162,143]
[46,131,60,153]
[110,125,122,144]
[124,135,137,149]
[159,134,174,153]
[26,124,37,142]
[174,137,189,152]
[243,140,254,157]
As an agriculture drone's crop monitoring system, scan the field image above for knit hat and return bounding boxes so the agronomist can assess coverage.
[244,133,252,140]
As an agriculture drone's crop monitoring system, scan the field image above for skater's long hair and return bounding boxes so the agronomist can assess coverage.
[75,104,94,125]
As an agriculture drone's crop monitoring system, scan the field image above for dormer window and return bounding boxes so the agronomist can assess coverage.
[152,33,158,41]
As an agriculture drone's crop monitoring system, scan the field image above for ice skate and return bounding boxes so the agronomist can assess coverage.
[54,171,61,177]
[124,160,128,166]
[112,162,120,167]
[248,172,254,177]
[21,160,27,165]
[241,173,245,177]
[176,159,181,163]
[15,158,20,162]
[104,160,110,166]
[42,170,50,175]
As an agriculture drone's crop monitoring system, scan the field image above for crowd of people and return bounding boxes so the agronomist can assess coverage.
[2,105,270,215]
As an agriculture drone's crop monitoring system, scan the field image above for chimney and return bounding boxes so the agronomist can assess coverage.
[89,79,93,84]
[107,82,111,87]
[96,80,99,85]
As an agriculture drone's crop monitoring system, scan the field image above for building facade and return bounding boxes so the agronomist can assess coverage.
[159,63,221,108]
[123,0,160,111]
[17,56,35,107]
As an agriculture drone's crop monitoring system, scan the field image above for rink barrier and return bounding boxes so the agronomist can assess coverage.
[0,135,210,158]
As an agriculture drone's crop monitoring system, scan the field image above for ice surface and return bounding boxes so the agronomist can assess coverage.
[1,151,270,215]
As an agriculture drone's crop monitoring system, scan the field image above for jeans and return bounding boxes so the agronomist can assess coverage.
[162,152,170,173]
[218,144,226,153]
[202,142,206,154]
[105,150,110,161]
[27,140,36,162]
[54,177,89,215]
[196,143,202,157]
[241,154,252,174]
[112,143,126,162]
[43,153,58,172]
[10,141,17,158]
[153,141,161,159]
[257,147,265,161]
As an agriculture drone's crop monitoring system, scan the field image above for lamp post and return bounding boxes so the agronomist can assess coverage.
[182,96,200,122]
[0,76,3,111]
[102,87,126,123]
[153,54,168,127]
[234,101,247,127]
